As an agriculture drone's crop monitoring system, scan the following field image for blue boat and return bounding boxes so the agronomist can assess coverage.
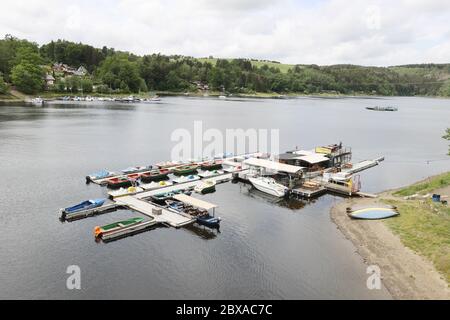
[86,170,112,182]
[63,198,106,214]
[348,207,399,220]
[197,214,221,228]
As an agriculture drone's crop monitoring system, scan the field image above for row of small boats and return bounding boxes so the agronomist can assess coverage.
[87,161,224,188]
[165,199,220,228]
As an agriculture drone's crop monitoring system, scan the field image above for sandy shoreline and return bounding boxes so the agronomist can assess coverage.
[331,195,449,299]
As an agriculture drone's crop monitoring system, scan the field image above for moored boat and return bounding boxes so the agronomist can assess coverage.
[62,198,105,216]
[172,174,200,184]
[198,170,223,178]
[366,106,398,112]
[200,160,223,171]
[86,169,113,182]
[140,169,170,182]
[197,214,221,228]
[94,217,145,238]
[106,176,132,188]
[121,166,151,174]
[140,180,173,190]
[194,180,216,194]
[173,164,199,175]
[108,186,144,198]
[30,97,44,105]
[248,177,288,198]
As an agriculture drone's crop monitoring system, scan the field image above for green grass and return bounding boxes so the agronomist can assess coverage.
[382,198,450,283]
[393,172,450,197]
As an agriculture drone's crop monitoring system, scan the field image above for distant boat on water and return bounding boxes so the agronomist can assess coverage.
[30,97,44,105]
[366,106,398,111]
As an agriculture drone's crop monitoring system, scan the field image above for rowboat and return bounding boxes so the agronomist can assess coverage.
[200,160,223,171]
[173,164,199,175]
[106,176,132,188]
[248,177,288,197]
[121,166,151,174]
[86,169,113,182]
[155,161,183,169]
[108,186,144,198]
[126,173,142,181]
[151,189,190,203]
[94,217,145,238]
[140,180,173,190]
[62,198,105,215]
[348,207,399,220]
[198,170,223,178]
[140,169,170,182]
[194,180,216,194]
[172,174,200,184]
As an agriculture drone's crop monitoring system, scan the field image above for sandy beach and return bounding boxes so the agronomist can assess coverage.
[331,190,450,299]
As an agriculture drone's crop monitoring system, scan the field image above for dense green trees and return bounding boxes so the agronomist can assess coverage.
[444,128,450,155]
[11,63,44,94]
[0,74,8,94]
[97,54,144,93]
[1,35,450,96]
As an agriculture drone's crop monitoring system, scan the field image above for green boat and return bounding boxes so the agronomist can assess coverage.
[94,217,144,237]
[173,164,199,176]
[200,161,223,171]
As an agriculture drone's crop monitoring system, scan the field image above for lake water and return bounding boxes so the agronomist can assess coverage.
[0,96,449,299]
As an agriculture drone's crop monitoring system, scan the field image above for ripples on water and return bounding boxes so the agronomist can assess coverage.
[0,96,449,299]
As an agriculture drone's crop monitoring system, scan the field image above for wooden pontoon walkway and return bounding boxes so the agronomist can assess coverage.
[115,196,195,228]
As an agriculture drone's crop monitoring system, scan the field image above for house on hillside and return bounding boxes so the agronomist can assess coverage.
[74,66,87,77]
[45,74,55,88]
[52,62,87,77]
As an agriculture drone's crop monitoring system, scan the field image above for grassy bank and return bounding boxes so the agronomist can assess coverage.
[382,172,450,283]
[393,172,450,196]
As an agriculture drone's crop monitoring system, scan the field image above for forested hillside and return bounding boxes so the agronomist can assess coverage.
[1,35,450,96]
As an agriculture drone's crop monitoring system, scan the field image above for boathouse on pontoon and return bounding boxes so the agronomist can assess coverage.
[279,143,352,170]
[243,158,304,187]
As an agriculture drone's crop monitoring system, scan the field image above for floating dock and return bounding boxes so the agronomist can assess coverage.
[115,196,195,228]
[290,186,327,199]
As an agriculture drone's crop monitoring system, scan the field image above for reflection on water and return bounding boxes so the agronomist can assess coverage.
[0,96,449,299]
[183,224,220,240]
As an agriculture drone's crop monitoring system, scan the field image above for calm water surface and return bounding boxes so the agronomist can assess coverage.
[0,96,449,299]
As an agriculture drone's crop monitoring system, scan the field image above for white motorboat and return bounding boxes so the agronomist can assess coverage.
[248,177,288,198]
[30,97,44,105]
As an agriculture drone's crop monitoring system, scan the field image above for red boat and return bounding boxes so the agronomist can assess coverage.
[141,169,170,182]
[200,160,223,171]
[106,176,132,188]
[126,173,141,180]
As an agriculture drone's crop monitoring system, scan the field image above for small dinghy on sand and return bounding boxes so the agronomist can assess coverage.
[347,206,399,220]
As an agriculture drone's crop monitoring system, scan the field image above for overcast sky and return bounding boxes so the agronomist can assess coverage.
[1,0,450,66]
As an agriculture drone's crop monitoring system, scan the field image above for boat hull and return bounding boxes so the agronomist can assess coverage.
[197,215,221,228]
[248,178,287,198]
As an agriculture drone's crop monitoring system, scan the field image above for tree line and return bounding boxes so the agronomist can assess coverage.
[1,35,450,96]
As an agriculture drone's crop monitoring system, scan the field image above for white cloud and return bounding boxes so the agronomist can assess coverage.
[0,0,449,66]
